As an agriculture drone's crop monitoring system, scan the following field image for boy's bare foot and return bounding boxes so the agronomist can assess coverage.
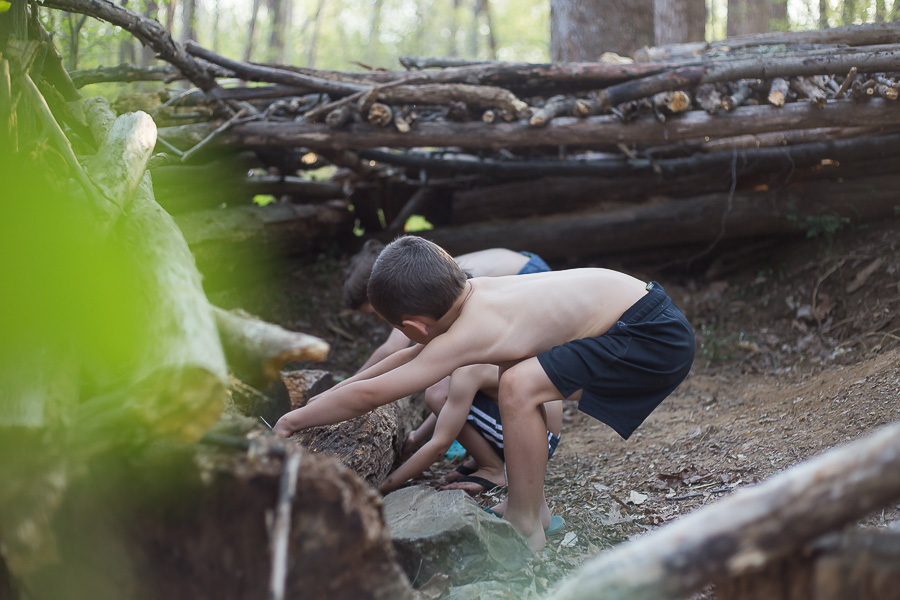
[440,467,505,494]
[483,500,553,532]
[505,514,546,552]
[442,459,478,483]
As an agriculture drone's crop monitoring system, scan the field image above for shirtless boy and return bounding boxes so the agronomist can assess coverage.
[275,236,695,551]
[343,240,552,490]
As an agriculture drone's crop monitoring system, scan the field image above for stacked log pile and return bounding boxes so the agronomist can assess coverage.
[45,0,900,271]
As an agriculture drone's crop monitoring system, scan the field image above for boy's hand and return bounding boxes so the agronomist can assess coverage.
[272,414,296,437]
[401,431,423,460]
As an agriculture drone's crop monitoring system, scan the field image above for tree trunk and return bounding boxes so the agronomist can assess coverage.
[715,529,900,600]
[267,0,288,63]
[819,0,828,28]
[164,0,176,32]
[244,0,261,62]
[544,420,900,600]
[550,0,654,60]
[307,0,327,67]
[727,0,771,36]
[140,1,159,71]
[0,0,28,49]
[180,0,196,42]
[118,0,136,64]
[654,0,706,45]
[23,443,416,600]
[769,0,787,30]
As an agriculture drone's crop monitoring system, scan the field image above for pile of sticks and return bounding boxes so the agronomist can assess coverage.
[47,0,900,268]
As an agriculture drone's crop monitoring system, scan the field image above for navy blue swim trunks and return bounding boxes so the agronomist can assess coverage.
[518,252,551,274]
[466,390,561,461]
[536,282,695,440]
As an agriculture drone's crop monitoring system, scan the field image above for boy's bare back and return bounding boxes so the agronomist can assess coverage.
[418,268,648,378]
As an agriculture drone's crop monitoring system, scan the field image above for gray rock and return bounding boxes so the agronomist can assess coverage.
[383,485,531,587]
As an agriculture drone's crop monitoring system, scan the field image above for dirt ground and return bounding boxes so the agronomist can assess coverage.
[210,218,900,594]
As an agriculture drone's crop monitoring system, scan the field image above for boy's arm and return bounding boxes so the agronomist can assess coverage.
[274,340,460,436]
[355,328,411,374]
[313,342,424,399]
[379,372,480,493]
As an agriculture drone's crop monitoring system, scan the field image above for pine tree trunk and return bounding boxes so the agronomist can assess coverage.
[654,0,706,45]
[727,0,771,36]
[551,0,654,59]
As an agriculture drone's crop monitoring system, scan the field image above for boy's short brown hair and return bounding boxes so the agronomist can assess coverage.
[367,236,466,326]
[343,239,385,309]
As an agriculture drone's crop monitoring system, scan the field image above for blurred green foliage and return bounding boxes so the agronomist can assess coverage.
[0,151,147,403]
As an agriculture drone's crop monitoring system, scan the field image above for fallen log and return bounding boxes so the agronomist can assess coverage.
[428,172,900,261]
[715,528,900,600]
[22,441,417,600]
[213,307,330,390]
[158,99,900,151]
[634,20,900,60]
[70,63,185,87]
[183,41,363,97]
[153,172,346,214]
[282,371,429,486]
[701,45,900,86]
[544,419,900,600]
[450,151,900,225]
[592,66,705,113]
[173,201,354,288]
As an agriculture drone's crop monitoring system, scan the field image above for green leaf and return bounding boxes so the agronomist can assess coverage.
[0,1,10,13]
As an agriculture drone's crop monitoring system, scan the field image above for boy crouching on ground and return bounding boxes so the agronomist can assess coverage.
[275,235,695,551]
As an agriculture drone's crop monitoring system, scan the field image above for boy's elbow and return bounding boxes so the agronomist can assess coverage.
[429,436,454,456]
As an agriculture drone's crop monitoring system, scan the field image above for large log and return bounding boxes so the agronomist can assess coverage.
[426,172,900,261]
[282,371,429,487]
[158,99,900,151]
[450,152,900,225]
[715,528,900,600]
[634,20,900,60]
[213,307,330,390]
[23,442,416,600]
[173,201,354,288]
[0,96,228,577]
[544,419,900,600]
[152,167,346,214]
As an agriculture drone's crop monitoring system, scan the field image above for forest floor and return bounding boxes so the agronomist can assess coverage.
[211,218,900,597]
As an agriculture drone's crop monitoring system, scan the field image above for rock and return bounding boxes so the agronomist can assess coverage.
[446,581,540,600]
[383,485,532,587]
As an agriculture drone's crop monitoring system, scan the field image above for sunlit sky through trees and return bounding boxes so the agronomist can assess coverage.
[50,0,897,75]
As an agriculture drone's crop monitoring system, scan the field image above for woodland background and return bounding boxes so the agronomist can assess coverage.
[48,0,900,90]
[3,0,900,599]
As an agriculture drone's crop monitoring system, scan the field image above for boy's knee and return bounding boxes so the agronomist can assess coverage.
[498,366,532,410]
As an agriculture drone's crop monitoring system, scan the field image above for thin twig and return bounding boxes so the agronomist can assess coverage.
[666,488,732,501]
[269,451,302,600]
[812,258,846,328]
[155,135,185,157]
[180,107,248,163]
